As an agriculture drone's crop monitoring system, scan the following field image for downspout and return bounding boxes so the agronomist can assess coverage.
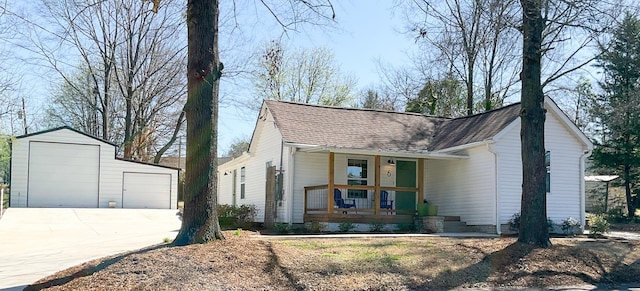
[287,146,296,224]
[579,149,592,230]
[487,143,501,235]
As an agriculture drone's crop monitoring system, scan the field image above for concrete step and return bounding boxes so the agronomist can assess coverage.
[443,216,461,221]
[443,221,475,232]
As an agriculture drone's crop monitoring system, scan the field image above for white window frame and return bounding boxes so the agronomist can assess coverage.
[240,166,246,199]
[545,151,550,193]
[347,158,368,199]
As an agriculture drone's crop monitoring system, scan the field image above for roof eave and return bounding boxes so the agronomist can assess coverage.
[288,144,468,159]
[432,139,494,154]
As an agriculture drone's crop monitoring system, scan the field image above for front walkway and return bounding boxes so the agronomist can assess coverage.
[605,231,640,241]
[0,208,181,290]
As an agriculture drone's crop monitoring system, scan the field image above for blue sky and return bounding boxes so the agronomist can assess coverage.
[218,1,418,153]
[0,1,418,156]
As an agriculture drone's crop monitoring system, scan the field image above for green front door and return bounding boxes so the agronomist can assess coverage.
[396,160,416,215]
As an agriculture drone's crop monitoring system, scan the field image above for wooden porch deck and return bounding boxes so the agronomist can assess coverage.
[304,213,416,224]
[304,183,422,224]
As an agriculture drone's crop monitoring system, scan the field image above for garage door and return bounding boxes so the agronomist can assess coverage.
[28,142,100,207]
[122,172,171,209]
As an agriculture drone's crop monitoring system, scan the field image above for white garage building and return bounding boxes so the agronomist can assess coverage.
[10,126,179,209]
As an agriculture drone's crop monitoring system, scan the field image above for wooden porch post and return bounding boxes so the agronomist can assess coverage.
[374,155,381,215]
[418,158,425,205]
[328,152,335,213]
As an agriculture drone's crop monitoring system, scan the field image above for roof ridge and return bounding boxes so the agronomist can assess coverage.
[264,99,452,120]
[449,102,521,121]
[16,125,117,147]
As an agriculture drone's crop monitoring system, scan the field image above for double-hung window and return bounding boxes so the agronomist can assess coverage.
[545,151,550,193]
[347,159,368,199]
[240,166,246,199]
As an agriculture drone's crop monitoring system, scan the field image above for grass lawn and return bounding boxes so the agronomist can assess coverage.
[28,231,640,290]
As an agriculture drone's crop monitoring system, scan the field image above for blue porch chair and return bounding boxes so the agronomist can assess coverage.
[380,190,394,213]
[334,189,356,213]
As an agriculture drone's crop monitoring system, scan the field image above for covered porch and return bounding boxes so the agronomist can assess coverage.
[302,152,452,224]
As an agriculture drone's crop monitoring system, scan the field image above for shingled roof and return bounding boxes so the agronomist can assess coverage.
[429,103,521,150]
[263,100,521,153]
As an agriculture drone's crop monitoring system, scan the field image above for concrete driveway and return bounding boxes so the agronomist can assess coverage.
[0,208,181,290]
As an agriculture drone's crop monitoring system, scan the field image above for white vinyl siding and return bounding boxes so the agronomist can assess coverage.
[292,151,328,223]
[10,128,178,209]
[215,99,590,228]
[493,110,585,224]
[217,169,234,205]
[425,145,495,225]
[217,106,289,223]
[11,129,104,207]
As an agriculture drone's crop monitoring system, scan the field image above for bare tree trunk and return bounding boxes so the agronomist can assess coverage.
[173,0,224,245]
[153,111,185,164]
[124,94,133,158]
[102,83,110,140]
[467,62,474,115]
[518,0,550,247]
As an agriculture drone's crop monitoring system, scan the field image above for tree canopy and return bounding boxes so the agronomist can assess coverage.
[591,12,640,217]
[406,76,466,117]
[252,40,355,109]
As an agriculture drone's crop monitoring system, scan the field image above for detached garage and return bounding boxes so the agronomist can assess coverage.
[10,126,179,209]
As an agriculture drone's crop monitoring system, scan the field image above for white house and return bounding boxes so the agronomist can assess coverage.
[10,126,179,209]
[217,97,593,233]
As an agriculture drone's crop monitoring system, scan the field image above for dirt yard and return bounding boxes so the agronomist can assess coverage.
[27,232,640,290]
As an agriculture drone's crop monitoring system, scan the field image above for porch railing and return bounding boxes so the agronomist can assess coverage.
[304,184,419,216]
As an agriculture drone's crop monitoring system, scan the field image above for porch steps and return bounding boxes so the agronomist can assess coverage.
[443,216,476,233]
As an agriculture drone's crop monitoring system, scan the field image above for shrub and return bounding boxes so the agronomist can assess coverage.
[508,213,520,232]
[308,221,327,233]
[547,218,556,232]
[338,222,356,232]
[396,222,416,232]
[589,214,610,237]
[605,209,628,223]
[369,221,385,232]
[216,204,257,229]
[508,212,554,233]
[273,223,290,234]
[235,205,258,222]
[561,217,581,235]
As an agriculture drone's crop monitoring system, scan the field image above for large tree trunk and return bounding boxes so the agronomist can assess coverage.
[173,0,224,245]
[518,0,551,247]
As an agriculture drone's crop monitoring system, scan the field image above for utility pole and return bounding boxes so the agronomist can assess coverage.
[21,96,27,135]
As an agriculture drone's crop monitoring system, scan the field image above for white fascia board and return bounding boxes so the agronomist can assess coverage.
[218,152,251,170]
[431,140,493,154]
[291,145,468,159]
[283,142,323,151]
